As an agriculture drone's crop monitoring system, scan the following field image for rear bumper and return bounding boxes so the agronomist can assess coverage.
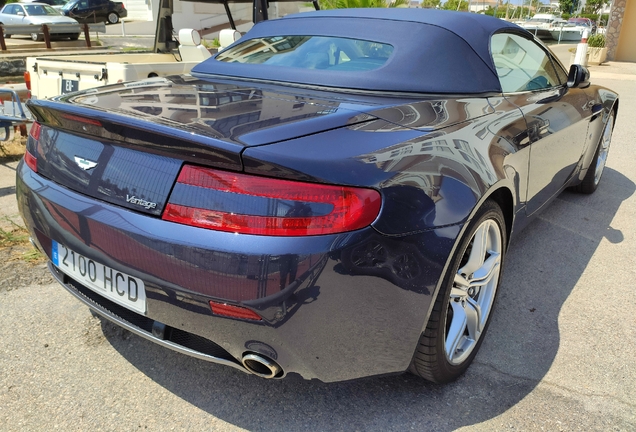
[17,161,456,382]
[48,261,250,374]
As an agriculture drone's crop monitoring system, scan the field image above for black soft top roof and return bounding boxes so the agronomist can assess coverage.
[191,9,524,94]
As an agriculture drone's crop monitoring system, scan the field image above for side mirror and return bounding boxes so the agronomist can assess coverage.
[567,64,591,89]
[17,11,24,16]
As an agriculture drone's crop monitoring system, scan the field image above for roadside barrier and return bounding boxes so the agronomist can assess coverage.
[0,23,106,51]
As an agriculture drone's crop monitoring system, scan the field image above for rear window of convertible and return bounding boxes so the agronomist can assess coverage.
[215,36,394,72]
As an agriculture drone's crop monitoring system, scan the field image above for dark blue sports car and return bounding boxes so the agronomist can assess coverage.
[17,9,618,383]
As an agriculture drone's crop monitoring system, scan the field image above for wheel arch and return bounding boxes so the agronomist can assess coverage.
[572,92,619,187]
[482,186,514,247]
[416,183,515,334]
[611,99,619,124]
[599,87,619,126]
[409,193,511,382]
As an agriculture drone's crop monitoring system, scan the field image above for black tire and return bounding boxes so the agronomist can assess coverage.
[107,12,119,24]
[69,33,80,41]
[31,32,43,42]
[410,200,507,383]
[572,112,615,194]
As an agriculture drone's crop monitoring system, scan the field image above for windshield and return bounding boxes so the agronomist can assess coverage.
[24,4,60,15]
[62,0,76,11]
[216,36,394,72]
[568,18,591,26]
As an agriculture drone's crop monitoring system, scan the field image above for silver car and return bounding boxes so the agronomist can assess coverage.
[0,2,79,41]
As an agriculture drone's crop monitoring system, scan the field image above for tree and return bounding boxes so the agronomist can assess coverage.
[559,0,579,15]
[484,5,507,18]
[441,0,468,11]
[521,0,544,14]
[583,0,607,15]
[421,0,441,8]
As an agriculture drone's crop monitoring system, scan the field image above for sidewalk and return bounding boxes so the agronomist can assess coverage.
[589,61,636,81]
[547,42,636,81]
[104,19,156,36]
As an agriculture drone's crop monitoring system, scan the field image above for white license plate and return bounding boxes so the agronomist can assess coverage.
[52,240,146,314]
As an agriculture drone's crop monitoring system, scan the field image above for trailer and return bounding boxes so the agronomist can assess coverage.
[26,0,318,99]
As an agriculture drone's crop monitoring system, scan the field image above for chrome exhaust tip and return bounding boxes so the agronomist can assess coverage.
[241,353,282,379]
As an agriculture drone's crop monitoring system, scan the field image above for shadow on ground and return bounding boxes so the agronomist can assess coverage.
[101,167,634,431]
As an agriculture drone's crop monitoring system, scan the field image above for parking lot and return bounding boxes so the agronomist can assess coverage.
[1,68,635,430]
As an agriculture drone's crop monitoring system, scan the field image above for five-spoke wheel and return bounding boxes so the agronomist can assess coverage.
[573,112,615,194]
[446,218,502,365]
[593,113,614,187]
[410,200,506,383]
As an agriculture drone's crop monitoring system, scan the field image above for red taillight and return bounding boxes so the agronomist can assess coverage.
[23,71,31,91]
[60,113,102,127]
[162,165,382,236]
[209,300,262,321]
[24,121,41,172]
[29,121,41,141]
[24,150,37,172]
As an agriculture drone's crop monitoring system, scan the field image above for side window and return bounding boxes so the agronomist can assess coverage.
[552,56,569,85]
[491,33,562,93]
[25,5,42,15]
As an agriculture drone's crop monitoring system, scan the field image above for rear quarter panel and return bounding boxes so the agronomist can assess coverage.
[242,96,530,237]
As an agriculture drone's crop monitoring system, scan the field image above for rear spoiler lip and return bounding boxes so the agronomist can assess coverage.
[26,98,245,171]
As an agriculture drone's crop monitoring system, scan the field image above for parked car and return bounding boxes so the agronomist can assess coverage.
[61,0,126,24]
[0,2,80,41]
[18,9,618,383]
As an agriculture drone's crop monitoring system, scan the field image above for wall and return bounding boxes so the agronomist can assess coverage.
[614,0,636,61]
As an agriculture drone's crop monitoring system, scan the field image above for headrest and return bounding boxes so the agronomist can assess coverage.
[219,29,241,49]
[179,29,201,47]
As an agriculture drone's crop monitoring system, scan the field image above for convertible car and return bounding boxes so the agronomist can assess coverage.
[17,9,618,383]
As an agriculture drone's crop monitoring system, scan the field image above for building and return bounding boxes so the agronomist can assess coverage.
[606,0,636,62]
[468,0,499,13]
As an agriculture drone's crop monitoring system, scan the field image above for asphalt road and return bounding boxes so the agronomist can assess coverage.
[1,70,635,431]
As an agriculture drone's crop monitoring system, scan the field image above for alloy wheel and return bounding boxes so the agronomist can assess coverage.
[445,218,502,365]
[594,113,614,186]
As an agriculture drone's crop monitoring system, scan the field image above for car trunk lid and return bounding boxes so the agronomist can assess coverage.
[25,76,493,216]
[25,77,384,215]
